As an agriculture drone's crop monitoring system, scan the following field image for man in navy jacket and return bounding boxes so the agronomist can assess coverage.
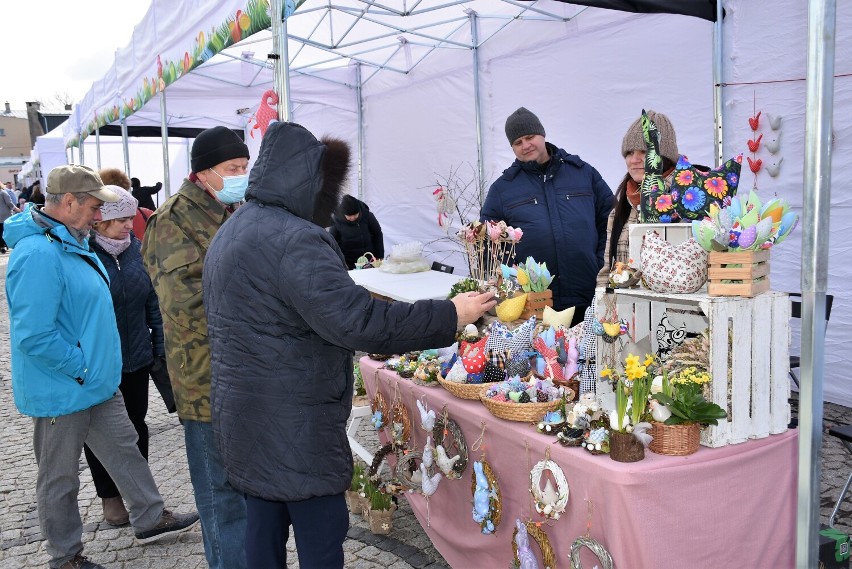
[481,107,613,325]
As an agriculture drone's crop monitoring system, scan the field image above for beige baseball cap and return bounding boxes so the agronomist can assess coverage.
[46,165,119,203]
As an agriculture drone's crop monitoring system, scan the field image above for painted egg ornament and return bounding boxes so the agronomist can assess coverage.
[737,224,758,250]
[753,216,774,247]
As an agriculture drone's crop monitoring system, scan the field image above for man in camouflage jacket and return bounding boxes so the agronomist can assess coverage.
[141,126,250,569]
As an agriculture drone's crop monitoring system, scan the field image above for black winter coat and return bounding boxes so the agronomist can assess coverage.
[481,143,613,311]
[90,235,165,372]
[329,201,384,269]
[203,122,457,502]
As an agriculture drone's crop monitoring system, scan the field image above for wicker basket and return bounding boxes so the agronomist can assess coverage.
[479,393,561,423]
[649,421,701,456]
[438,377,490,400]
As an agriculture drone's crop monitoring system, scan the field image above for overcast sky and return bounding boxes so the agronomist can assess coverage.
[2,1,152,111]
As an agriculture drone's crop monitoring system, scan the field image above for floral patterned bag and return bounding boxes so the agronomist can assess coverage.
[669,154,742,222]
[640,231,708,293]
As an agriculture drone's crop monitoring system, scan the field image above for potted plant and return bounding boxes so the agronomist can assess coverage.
[649,366,727,455]
[601,354,656,462]
[359,478,377,521]
[367,487,397,535]
[346,462,367,514]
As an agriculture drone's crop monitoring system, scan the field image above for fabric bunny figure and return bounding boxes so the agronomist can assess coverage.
[515,519,540,569]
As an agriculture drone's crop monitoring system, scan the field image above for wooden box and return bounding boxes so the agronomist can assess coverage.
[520,289,553,320]
[707,250,771,297]
[594,288,790,448]
[627,223,693,271]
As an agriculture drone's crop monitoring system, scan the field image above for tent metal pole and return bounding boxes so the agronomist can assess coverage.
[796,1,835,567]
[121,118,131,177]
[272,0,293,121]
[712,1,723,167]
[356,63,365,201]
[95,127,102,169]
[160,90,172,199]
[68,146,74,165]
[79,138,85,166]
[468,10,485,196]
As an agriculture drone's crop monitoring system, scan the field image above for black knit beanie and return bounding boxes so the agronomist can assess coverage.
[505,107,546,145]
[339,194,360,216]
[191,126,250,172]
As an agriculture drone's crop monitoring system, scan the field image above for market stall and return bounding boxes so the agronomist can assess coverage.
[361,356,797,568]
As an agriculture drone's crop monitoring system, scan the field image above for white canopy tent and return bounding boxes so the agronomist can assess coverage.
[60,0,849,409]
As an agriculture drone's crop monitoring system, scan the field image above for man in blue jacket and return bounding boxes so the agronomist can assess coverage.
[4,165,199,569]
[481,107,614,326]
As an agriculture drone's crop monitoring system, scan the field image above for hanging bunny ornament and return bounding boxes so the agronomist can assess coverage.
[515,519,540,569]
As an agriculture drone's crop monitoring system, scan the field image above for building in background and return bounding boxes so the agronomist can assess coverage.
[0,101,71,187]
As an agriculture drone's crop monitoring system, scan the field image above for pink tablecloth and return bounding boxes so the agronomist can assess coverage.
[360,357,797,569]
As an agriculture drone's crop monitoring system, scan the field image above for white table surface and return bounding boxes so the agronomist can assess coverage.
[347,268,463,303]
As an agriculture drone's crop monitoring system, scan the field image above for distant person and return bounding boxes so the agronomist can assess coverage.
[100,169,155,242]
[131,177,162,211]
[82,185,167,527]
[4,165,199,569]
[329,194,384,269]
[0,183,21,253]
[19,180,37,203]
[203,121,496,568]
[142,126,250,569]
[481,107,613,326]
[29,180,45,206]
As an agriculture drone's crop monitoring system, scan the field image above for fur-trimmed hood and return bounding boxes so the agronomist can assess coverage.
[246,121,351,226]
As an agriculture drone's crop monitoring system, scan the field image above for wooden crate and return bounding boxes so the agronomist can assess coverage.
[627,223,693,271]
[708,250,771,297]
[520,289,553,320]
[593,289,790,448]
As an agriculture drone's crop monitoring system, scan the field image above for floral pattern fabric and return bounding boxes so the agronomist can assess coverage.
[668,154,743,222]
[639,231,708,293]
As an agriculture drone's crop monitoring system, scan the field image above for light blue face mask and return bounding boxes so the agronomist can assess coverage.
[209,169,249,204]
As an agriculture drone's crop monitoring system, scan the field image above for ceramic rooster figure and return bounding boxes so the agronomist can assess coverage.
[250,89,279,138]
[639,109,665,223]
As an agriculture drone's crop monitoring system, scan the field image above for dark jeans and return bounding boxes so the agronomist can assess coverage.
[83,367,150,498]
[245,492,348,569]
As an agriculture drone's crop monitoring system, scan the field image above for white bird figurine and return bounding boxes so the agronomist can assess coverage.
[416,400,436,431]
[435,444,461,477]
[649,399,672,422]
[420,462,442,497]
[767,113,783,130]
[765,157,784,178]
[540,479,559,509]
[763,133,781,154]
[632,421,654,447]
[422,436,434,468]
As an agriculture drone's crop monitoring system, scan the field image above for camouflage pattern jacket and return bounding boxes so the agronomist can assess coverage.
[141,178,229,421]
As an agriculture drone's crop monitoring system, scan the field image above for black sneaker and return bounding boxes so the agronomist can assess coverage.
[134,508,200,544]
[58,553,106,569]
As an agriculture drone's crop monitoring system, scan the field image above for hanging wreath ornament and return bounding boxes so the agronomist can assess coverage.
[470,422,502,535]
[569,500,614,569]
[432,406,468,479]
[512,519,557,569]
[529,447,569,520]
[371,389,389,430]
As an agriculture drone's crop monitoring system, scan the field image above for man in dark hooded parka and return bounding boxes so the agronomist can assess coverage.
[203,121,495,568]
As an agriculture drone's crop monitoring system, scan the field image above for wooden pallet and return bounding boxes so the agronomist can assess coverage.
[707,250,770,297]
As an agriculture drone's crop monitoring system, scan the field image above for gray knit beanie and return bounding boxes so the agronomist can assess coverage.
[621,110,679,164]
[505,107,546,145]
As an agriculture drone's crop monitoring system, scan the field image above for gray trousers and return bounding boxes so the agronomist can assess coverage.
[33,391,164,568]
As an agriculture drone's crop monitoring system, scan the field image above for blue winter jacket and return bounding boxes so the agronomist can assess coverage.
[481,144,614,310]
[4,205,122,417]
[91,234,165,373]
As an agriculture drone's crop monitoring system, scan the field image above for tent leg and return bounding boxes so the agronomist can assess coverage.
[712,2,723,167]
[469,10,485,198]
[160,90,171,199]
[121,118,131,177]
[271,0,292,121]
[356,63,365,201]
[796,1,836,567]
[95,127,101,170]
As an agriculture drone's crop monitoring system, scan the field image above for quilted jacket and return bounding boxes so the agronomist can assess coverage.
[203,122,457,501]
[481,143,613,310]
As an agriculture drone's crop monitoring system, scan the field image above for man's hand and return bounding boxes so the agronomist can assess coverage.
[450,291,497,326]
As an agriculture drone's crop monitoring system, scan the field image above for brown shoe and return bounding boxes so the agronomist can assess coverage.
[102,496,129,526]
[58,553,106,569]
[134,508,200,544]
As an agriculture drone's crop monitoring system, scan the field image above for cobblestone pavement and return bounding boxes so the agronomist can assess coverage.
[0,251,849,568]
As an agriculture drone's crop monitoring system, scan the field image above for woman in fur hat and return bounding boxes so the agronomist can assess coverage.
[596,110,679,287]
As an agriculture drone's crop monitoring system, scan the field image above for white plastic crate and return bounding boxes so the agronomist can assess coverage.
[594,288,790,448]
[627,223,692,271]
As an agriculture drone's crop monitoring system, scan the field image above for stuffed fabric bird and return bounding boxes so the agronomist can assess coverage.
[416,400,436,431]
[640,110,665,223]
[435,445,461,476]
[422,436,434,468]
[419,463,442,497]
[250,89,279,138]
